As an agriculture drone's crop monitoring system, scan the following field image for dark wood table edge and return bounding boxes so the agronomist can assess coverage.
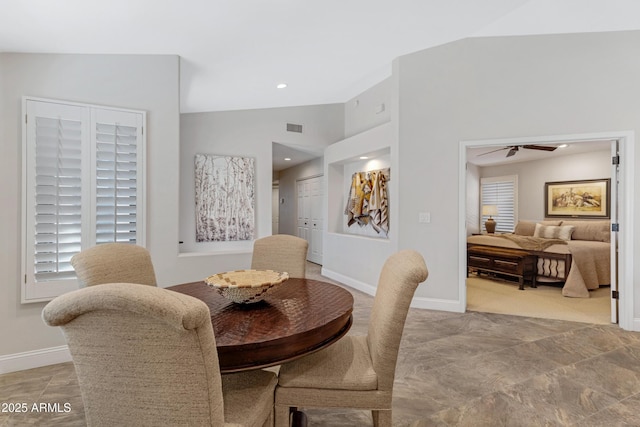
[221,314,353,373]
[167,279,354,374]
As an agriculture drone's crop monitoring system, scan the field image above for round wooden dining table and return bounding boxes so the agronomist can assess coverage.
[167,278,354,373]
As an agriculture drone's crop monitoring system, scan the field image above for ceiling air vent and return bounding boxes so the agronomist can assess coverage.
[286,123,303,133]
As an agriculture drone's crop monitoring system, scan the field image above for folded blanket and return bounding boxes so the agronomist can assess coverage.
[497,234,567,251]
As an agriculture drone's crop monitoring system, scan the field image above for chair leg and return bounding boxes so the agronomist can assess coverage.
[290,410,308,427]
[372,409,392,427]
[275,404,291,427]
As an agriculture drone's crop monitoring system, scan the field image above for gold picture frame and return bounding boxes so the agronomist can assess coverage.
[545,178,610,218]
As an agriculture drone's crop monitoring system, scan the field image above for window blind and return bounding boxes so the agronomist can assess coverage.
[95,123,138,244]
[480,175,518,233]
[33,117,83,282]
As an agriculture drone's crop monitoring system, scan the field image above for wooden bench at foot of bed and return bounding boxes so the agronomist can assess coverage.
[467,246,538,290]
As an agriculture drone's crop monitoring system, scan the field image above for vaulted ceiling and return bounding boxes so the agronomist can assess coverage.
[3,0,640,114]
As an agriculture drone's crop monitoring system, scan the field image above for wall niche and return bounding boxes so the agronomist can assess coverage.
[341,154,390,238]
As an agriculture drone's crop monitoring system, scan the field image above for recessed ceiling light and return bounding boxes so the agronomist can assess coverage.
[284,157,291,161]
[359,156,369,160]
[277,83,288,89]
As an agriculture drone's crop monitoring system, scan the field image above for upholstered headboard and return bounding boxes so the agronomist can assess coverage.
[513,220,610,243]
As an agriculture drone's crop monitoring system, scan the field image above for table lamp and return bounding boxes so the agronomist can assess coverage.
[482,205,498,234]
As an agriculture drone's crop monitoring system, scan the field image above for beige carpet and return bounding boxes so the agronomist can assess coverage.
[467,276,612,325]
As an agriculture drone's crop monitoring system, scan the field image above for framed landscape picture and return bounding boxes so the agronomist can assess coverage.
[545,178,610,218]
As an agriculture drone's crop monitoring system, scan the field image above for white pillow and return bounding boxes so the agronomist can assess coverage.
[533,223,575,241]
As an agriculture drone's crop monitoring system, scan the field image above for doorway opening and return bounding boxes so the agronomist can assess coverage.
[460,132,634,329]
[271,141,324,260]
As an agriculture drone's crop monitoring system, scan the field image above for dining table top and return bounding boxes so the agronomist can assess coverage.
[167,277,354,373]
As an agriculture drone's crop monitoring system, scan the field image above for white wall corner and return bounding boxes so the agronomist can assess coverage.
[0,346,71,375]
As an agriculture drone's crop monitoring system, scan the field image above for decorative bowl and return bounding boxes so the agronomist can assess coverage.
[204,269,289,304]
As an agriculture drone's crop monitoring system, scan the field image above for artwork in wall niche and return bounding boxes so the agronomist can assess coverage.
[195,154,255,241]
[545,178,610,218]
[345,168,390,235]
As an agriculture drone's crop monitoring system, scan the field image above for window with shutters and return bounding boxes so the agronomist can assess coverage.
[22,98,146,302]
[480,175,518,233]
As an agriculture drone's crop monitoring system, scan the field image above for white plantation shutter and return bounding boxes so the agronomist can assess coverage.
[22,98,145,302]
[94,109,143,244]
[480,175,518,233]
[34,116,84,282]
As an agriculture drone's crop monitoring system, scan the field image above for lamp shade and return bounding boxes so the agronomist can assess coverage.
[482,205,498,216]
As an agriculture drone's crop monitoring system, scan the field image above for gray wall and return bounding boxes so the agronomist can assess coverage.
[0,53,180,357]
[323,122,398,292]
[479,149,611,223]
[179,105,343,254]
[397,31,640,305]
[344,77,392,138]
[319,69,398,295]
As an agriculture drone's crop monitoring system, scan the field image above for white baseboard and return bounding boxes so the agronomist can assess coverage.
[631,317,640,332]
[321,268,377,296]
[410,296,465,313]
[321,268,464,313]
[0,346,71,375]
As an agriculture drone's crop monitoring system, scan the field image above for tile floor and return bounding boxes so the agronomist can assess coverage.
[2,264,640,426]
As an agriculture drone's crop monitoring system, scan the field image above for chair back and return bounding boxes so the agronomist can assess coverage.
[42,283,225,426]
[367,250,428,390]
[251,234,309,278]
[71,243,157,287]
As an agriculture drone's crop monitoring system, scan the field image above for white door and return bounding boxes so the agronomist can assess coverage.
[309,177,324,264]
[297,176,323,264]
[297,180,310,246]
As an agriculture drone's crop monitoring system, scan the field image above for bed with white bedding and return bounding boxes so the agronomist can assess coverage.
[467,220,610,298]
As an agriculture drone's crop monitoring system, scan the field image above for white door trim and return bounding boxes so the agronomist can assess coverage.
[459,131,635,330]
[610,140,619,324]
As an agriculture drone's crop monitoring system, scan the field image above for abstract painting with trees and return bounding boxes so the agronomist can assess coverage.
[195,154,255,241]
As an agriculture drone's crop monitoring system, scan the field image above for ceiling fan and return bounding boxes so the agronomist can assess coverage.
[478,144,558,158]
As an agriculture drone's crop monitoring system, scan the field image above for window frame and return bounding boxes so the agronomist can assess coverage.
[480,175,518,234]
[21,97,147,303]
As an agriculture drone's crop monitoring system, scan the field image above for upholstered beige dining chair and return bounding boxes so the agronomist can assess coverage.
[251,235,309,278]
[71,243,157,287]
[42,283,277,426]
[274,249,428,427]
